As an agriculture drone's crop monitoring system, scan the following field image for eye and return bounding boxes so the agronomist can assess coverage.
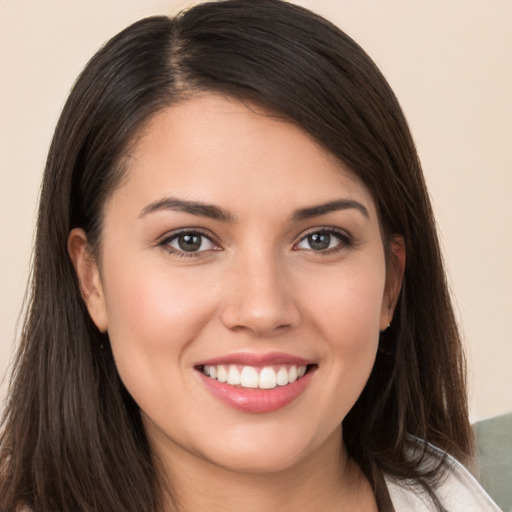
[161,231,218,255]
[295,229,350,252]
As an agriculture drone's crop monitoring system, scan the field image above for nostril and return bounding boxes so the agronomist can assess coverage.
[219,297,301,335]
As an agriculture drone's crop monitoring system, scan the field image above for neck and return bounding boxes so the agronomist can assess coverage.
[152,426,377,512]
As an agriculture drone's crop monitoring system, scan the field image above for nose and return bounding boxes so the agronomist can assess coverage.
[220,253,301,336]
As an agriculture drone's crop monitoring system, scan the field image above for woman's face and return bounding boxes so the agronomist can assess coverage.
[71,94,402,474]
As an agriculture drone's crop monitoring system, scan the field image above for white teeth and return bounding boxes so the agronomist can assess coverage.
[203,364,309,389]
[276,367,289,386]
[240,366,259,388]
[227,365,241,385]
[259,367,277,389]
[217,365,227,383]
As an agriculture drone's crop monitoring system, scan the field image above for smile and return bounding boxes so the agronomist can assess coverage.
[201,364,308,389]
[195,353,317,413]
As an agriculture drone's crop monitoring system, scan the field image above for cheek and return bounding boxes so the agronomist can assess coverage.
[100,258,218,404]
[303,260,386,343]
[299,262,385,404]
[106,271,202,344]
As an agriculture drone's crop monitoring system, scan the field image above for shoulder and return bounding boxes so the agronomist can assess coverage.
[385,445,502,512]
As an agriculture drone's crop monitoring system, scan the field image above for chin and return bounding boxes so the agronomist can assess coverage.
[197,423,339,476]
[206,447,306,475]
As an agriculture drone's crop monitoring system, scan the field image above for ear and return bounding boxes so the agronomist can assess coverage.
[68,228,108,332]
[380,235,406,331]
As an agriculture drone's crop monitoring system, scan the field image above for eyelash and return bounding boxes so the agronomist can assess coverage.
[158,230,220,258]
[294,227,353,255]
[158,227,353,258]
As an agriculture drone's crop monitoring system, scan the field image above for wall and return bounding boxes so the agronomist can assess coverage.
[1,0,511,420]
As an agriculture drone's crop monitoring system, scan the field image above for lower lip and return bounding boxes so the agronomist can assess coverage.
[197,368,316,413]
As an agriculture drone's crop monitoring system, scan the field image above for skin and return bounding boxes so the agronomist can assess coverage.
[69,94,405,511]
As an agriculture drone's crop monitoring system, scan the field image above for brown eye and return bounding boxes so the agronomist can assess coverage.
[177,234,203,252]
[165,232,217,254]
[307,233,331,251]
[295,229,350,252]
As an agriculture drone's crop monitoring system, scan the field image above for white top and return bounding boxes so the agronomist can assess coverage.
[386,449,502,511]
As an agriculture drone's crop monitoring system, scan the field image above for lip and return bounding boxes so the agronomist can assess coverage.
[195,352,317,413]
[195,351,313,368]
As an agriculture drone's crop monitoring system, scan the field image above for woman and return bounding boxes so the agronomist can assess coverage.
[0,1,501,510]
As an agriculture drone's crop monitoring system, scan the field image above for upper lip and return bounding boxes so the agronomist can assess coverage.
[195,351,314,368]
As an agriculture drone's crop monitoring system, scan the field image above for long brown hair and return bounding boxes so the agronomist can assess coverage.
[0,1,473,511]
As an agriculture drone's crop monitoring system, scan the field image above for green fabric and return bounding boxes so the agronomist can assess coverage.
[474,412,512,512]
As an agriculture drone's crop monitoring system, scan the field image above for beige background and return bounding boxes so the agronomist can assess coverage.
[0,0,511,421]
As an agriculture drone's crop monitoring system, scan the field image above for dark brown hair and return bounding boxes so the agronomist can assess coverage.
[0,1,473,511]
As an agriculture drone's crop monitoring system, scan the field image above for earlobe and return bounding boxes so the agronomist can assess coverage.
[380,235,406,330]
[67,228,108,332]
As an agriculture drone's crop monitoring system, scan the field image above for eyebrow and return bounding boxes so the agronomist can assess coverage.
[138,197,369,223]
[138,198,236,222]
[292,199,370,221]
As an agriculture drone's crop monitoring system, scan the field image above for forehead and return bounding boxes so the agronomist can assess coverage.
[108,94,377,221]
